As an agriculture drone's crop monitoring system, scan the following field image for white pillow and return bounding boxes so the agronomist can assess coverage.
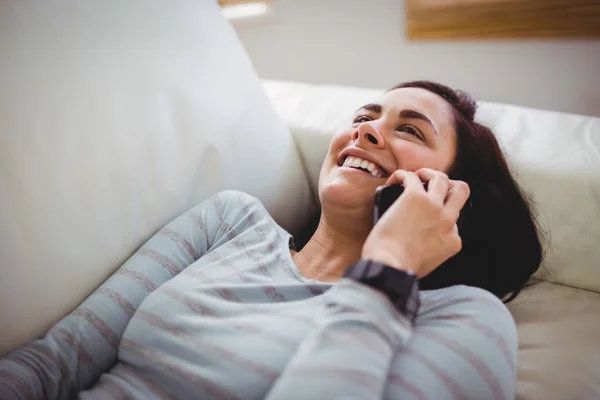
[262,79,600,294]
[0,1,313,355]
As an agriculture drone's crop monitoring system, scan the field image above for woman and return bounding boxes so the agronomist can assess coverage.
[0,81,542,400]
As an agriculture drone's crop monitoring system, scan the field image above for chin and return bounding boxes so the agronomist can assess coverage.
[319,173,379,210]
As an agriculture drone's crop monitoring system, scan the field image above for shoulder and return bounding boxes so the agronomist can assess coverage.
[210,190,262,209]
[203,190,275,227]
[210,190,269,216]
[192,190,262,214]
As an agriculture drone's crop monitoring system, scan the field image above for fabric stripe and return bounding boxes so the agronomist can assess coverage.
[97,380,134,400]
[213,195,238,243]
[0,366,34,399]
[433,314,514,367]
[116,268,157,292]
[206,249,254,285]
[341,303,411,333]
[263,285,286,302]
[159,227,199,260]
[72,309,120,350]
[159,286,215,316]
[29,340,74,396]
[185,210,211,251]
[421,295,504,312]
[187,266,244,302]
[120,339,242,400]
[97,288,136,318]
[388,373,430,400]
[160,286,299,349]
[335,330,389,355]
[419,329,506,400]
[403,347,469,399]
[229,236,289,302]
[185,210,207,232]
[54,327,99,373]
[112,363,179,400]
[214,195,227,224]
[138,248,181,276]
[135,310,279,381]
[204,220,290,304]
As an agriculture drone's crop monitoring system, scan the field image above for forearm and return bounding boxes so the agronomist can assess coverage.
[266,279,414,399]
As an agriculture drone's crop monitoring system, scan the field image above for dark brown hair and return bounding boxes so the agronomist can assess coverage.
[391,81,544,302]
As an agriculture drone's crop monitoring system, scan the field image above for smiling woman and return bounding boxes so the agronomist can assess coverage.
[1,80,542,400]
[302,80,543,302]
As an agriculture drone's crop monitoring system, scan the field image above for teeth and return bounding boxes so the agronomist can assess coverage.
[342,155,384,178]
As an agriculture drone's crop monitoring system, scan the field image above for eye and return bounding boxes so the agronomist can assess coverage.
[396,124,425,141]
[353,115,372,124]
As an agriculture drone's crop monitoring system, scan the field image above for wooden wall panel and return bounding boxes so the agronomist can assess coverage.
[406,0,600,39]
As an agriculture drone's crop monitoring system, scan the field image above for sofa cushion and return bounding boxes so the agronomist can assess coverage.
[509,281,600,400]
[262,79,600,294]
[0,1,313,355]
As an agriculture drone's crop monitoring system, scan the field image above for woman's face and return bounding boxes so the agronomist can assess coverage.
[319,87,458,210]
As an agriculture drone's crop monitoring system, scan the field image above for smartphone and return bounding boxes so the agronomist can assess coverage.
[373,183,428,225]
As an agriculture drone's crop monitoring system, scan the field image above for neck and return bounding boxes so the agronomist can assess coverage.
[293,205,372,281]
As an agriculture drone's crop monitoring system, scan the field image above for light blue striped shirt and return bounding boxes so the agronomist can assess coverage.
[0,190,517,399]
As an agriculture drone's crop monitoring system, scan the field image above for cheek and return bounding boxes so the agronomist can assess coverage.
[324,129,351,164]
[393,143,452,172]
[318,130,350,181]
[330,129,351,150]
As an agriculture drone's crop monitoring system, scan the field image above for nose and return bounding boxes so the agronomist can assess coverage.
[352,120,385,148]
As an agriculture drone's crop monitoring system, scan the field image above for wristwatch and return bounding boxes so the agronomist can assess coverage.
[343,259,420,323]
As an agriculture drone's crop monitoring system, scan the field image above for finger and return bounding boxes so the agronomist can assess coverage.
[445,181,471,215]
[385,170,426,193]
[415,168,449,204]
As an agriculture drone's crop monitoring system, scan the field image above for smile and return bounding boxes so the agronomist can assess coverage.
[340,156,386,178]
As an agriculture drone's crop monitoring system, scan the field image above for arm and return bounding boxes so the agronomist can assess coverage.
[268,169,475,399]
[0,191,245,400]
[266,284,517,400]
[386,286,518,400]
[266,278,414,399]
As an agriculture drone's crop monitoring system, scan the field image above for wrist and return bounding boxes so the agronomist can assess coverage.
[360,250,419,276]
[343,260,420,323]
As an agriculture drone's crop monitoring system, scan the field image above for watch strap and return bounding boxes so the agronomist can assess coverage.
[343,259,420,323]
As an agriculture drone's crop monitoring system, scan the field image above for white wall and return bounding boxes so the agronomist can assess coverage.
[234,0,600,117]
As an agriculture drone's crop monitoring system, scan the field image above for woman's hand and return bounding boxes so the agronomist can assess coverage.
[361,168,470,278]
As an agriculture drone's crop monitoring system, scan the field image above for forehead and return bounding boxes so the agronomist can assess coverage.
[380,87,453,120]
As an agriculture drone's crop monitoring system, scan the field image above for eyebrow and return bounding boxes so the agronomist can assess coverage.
[358,103,382,113]
[357,103,438,136]
[399,109,438,136]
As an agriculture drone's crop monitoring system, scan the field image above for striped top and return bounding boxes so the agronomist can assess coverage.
[0,191,518,400]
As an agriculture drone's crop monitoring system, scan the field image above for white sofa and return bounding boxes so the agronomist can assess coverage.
[0,1,598,399]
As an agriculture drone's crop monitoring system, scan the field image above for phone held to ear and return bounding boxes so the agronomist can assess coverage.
[373,183,428,225]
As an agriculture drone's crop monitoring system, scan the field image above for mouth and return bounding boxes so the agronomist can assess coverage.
[337,154,388,178]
